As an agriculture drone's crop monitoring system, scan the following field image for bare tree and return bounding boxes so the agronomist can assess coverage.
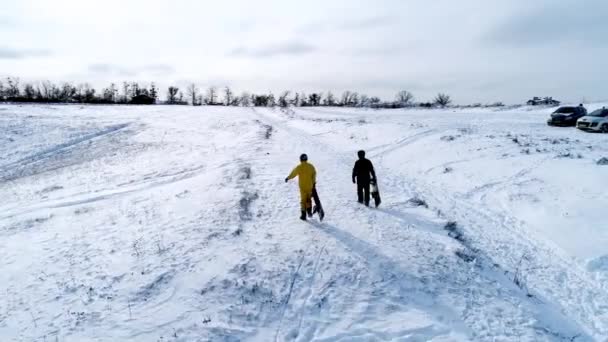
[324,91,336,106]
[359,94,370,107]
[98,83,117,103]
[252,94,269,107]
[341,91,360,107]
[76,83,96,103]
[122,82,131,103]
[223,86,233,106]
[23,83,36,100]
[130,82,140,98]
[278,91,291,108]
[40,80,54,100]
[107,83,118,103]
[308,93,322,106]
[396,90,414,107]
[239,92,251,106]
[167,86,179,104]
[434,93,452,107]
[149,83,158,101]
[293,92,300,107]
[340,91,350,106]
[205,86,218,105]
[5,77,20,97]
[187,83,199,105]
[351,92,360,107]
[300,93,308,106]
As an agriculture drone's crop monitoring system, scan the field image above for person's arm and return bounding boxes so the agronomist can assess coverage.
[352,161,358,183]
[285,165,300,182]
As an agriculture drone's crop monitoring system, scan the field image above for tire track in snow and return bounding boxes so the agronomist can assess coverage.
[293,243,326,340]
[0,123,132,174]
[274,254,306,342]
[367,129,437,159]
[0,165,206,220]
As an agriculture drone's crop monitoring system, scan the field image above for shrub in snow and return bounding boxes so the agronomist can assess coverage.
[444,221,458,231]
[597,157,608,165]
[238,166,252,180]
[455,249,476,263]
[263,125,273,139]
[406,197,428,208]
[239,191,259,221]
[444,221,465,242]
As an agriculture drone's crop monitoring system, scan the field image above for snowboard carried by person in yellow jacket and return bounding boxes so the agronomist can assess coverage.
[312,186,325,221]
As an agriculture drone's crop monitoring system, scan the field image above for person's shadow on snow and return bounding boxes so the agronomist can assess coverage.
[306,220,470,335]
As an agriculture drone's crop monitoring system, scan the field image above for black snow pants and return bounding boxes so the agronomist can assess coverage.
[357,181,371,206]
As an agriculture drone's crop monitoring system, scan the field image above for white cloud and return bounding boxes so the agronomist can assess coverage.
[0,47,51,59]
[228,43,317,58]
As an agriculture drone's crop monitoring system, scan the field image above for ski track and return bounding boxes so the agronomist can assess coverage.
[0,104,606,341]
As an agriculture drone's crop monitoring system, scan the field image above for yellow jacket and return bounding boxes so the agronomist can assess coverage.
[287,161,316,191]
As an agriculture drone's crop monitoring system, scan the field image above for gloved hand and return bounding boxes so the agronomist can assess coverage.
[352,178,356,184]
[285,177,289,183]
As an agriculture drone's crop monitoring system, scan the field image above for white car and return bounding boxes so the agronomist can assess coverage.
[576,108,608,133]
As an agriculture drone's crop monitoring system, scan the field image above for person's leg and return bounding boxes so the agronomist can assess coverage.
[357,183,364,203]
[299,189,308,220]
[363,182,371,206]
[305,192,313,217]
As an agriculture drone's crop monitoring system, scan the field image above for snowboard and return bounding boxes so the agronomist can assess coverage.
[312,187,325,221]
[370,179,381,208]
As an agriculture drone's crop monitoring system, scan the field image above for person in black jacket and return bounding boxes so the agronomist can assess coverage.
[352,150,376,206]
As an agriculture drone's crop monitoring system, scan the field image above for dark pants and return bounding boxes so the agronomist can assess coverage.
[357,181,370,206]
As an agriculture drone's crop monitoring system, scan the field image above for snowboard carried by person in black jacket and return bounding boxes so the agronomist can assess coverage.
[370,178,381,208]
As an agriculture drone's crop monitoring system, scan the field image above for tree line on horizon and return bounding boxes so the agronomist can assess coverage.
[0,77,463,108]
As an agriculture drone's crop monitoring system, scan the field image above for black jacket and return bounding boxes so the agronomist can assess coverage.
[352,158,376,183]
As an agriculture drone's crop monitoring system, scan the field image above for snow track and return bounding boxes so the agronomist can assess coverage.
[0,104,606,341]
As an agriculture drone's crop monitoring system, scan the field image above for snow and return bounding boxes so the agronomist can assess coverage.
[0,103,607,341]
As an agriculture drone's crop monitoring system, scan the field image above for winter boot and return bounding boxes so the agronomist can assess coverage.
[306,207,313,218]
[300,211,307,221]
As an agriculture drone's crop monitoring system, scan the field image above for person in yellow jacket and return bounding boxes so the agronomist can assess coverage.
[285,153,317,221]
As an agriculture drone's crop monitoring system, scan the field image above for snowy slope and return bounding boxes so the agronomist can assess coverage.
[0,104,606,341]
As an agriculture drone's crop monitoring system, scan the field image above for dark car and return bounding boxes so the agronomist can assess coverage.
[547,105,587,126]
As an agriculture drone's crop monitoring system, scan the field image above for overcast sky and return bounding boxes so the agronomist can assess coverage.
[1,0,607,104]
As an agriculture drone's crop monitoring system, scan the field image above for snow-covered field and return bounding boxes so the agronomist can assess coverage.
[1,104,607,341]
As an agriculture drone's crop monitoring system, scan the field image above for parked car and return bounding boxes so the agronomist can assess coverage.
[528,96,561,106]
[576,107,608,133]
[547,105,587,126]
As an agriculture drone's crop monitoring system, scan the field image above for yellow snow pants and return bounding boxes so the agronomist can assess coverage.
[300,188,313,211]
